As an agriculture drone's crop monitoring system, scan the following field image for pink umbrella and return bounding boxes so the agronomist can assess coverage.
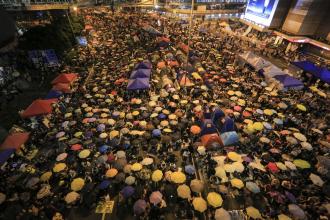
[149,191,163,205]
[71,144,82,151]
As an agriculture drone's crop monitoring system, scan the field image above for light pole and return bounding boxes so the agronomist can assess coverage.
[185,0,194,68]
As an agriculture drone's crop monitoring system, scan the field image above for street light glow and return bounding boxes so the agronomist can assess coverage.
[73,6,78,11]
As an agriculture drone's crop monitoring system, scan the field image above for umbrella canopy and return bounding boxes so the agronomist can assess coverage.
[207,192,223,208]
[106,168,118,178]
[121,186,135,198]
[1,132,30,151]
[65,191,80,204]
[293,159,311,169]
[246,182,260,193]
[21,99,57,118]
[230,178,244,189]
[131,162,143,171]
[192,197,207,213]
[190,179,204,193]
[184,165,196,175]
[53,163,66,172]
[40,171,52,182]
[78,149,91,159]
[215,208,231,220]
[190,125,201,135]
[149,191,163,205]
[51,73,77,84]
[177,184,191,199]
[133,199,147,215]
[246,206,262,219]
[98,180,110,189]
[171,171,186,184]
[151,169,163,182]
[71,178,85,191]
[125,176,136,185]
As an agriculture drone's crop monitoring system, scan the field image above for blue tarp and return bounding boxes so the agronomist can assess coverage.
[293,60,330,83]
[45,90,63,99]
[130,69,151,79]
[0,149,15,165]
[127,78,150,90]
[274,74,304,89]
[200,121,218,136]
[220,131,239,146]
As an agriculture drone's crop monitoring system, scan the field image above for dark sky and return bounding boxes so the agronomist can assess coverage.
[0,9,16,46]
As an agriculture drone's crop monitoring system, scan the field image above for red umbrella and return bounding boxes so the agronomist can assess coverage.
[267,162,279,173]
[71,144,82,151]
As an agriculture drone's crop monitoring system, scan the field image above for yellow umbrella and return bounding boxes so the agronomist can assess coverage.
[108,119,116,125]
[171,171,186,184]
[173,94,180,100]
[132,111,140,116]
[296,104,306,112]
[243,119,253,124]
[253,122,264,131]
[65,191,80,204]
[264,109,273,116]
[131,163,143,171]
[149,101,156,107]
[207,192,223,208]
[100,113,108,118]
[293,159,311,169]
[278,214,292,220]
[78,149,91,159]
[235,91,242,97]
[293,133,307,142]
[163,128,172,133]
[74,131,83,138]
[160,120,169,127]
[40,171,52,182]
[192,197,207,213]
[53,163,66,173]
[64,112,72,118]
[246,206,262,219]
[110,130,119,139]
[230,178,244,189]
[180,100,188,105]
[227,90,235,96]
[168,114,177,120]
[150,113,158,118]
[71,178,85,191]
[106,168,118,178]
[227,152,241,162]
[119,112,125,118]
[177,184,191,199]
[237,99,246,106]
[99,133,108,139]
[151,170,163,182]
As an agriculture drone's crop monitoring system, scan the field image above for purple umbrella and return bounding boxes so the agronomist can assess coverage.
[121,186,135,198]
[97,124,106,132]
[133,199,147,215]
[98,180,110,189]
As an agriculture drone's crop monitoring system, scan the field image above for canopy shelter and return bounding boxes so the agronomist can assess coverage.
[21,99,58,118]
[239,51,271,70]
[179,75,194,87]
[52,83,72,93]
[0,132,30,151]
[45,90,63,99]
[293,60,330,84]
[51,73,78,85]
[274,74,304,90]
[127,78,150,90]
[263,65,286,79]
[130,69,151,79]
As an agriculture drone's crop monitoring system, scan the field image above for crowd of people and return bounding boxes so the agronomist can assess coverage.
[0,7,330,220]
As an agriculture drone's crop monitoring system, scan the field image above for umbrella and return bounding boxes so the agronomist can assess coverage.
[286,136,298,145]
[53,163,66,172]
[151,170,163,182]
[227,152,241,161]
[125,176,136,185]
[97,124,106,132]
[56,153,68,161]
[184,165,196,175]
[177,184,191,199]
[293,133,307,142]
[190,125,201,135]
[300,142,312,151]
[78,149,91,159]
[71,144,82,151]
[230,178,244,189]
[116,150,126,159]
[190,179,204,193]
[264,109,273,116]
[171,171,186,184]
[106,168,118,178]
[26,177,40,188]
[215,208,231,220]
[278,214,292,220]
[288,204,306,219]
[152,129,161,137]
[37,184,52,199]
[131,163,143,171]
[309,173,324,187]
[246,182,260,193]
[149,191,163,205]
[260,137,270,144]
[56,132,65,138]
[98,180,110,189]
[192,197,207,213]
[40,171,52,182]
[99,145,110,153]
[246,206,262,219]
[65,191,80,204]
[293,159,311,169]
[121,186,135,198]
[207,192,223,208]
[71,178,85,191]
[134,199,147,215]
[296,104,306,112]
[253,122,263,131]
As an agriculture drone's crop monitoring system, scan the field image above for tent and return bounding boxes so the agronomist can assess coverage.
[0,149,15,165]
[263,65,286,79]
[45,90,63,99]
[130,69,151,79]
[52,83,72,93]
[134,61,152,70]
[1,132,30,150]
[274,75,304,90]
[127,78,150,90]
[21,99,58,118]
[293,61,330,84]
[51,73,77,85]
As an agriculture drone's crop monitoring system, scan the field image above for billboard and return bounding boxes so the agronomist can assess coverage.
[244,0,280,26]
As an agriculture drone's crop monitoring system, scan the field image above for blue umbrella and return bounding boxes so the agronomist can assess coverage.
[97,124,106,132]
[263,122,273,130]
[98,145,110,153]
[0,149,15,165]
[121,186,135,198]
[152,129,161,137]
[98,180,111,189]
[185,165,196,175]
[158,113,167,119]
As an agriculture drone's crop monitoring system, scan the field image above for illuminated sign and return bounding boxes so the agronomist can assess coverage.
[244,0,279,26]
